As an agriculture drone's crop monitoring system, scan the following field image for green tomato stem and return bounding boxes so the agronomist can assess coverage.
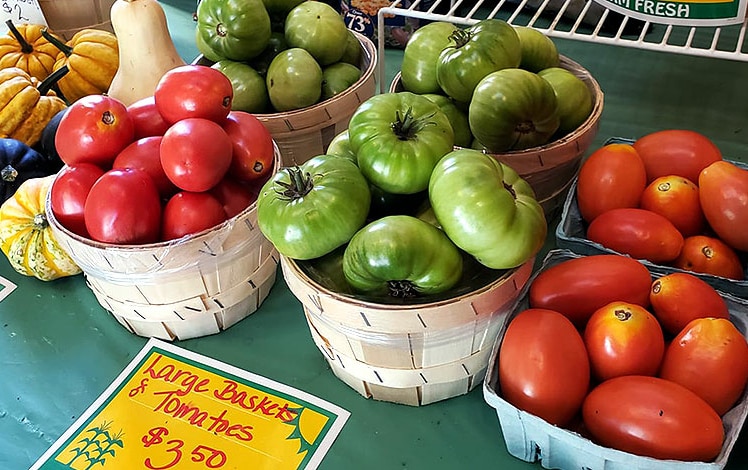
[388,280,419,298]
[448,29,470,49]
[274,166,314,200]
[391,107,436,141]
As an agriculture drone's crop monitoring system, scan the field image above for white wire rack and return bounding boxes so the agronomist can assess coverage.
[376,0,748,91]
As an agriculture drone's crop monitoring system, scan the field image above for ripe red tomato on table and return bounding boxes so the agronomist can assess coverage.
[55,94,135,167]
[576,143,647,223]
[84,168,162,244]
[112,136,177,198]
[673,235,744,280]
[126,95,170,139]
[161,191,227,241]
[649,272,729,336]
[498,308,590,427]
[223,111,275,182]
[586,207,684,264]
[154,64,234,124]
[582,375,724,461]
[50,163,105,237]
[584,301,665,382]
[639,175,705,237]
[699,160,748,252]
[633,129,723,184]
[659,317,748,416]
[528,254,652,327]
[160,118,233,192]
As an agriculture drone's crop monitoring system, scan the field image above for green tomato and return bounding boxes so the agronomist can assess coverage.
[196,0,271,62]
[538,67,594,134]
[469,68,560,152]
[326,130,357,165]
[285,1,349,66]
[400,21,459,95]
[257,155,371,260]
[422,93,472,148]
[428,149,547,269]
[212,60,268,113]
[322,62,362,100]
[340,30,362,66]
[262,0,305,15]
[348,92,455,195]
[436,19,521,103]
[514,26,560,73]
[342,215,463,298]
[266,48,323,112]
[249,32,288,77]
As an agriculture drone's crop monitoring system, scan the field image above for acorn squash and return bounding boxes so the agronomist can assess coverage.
[0,20,62,81]
[0,66,68,147]
[41,28,119,104]
[0,174,81,281]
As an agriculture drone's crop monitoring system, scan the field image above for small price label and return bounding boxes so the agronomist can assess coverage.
[1,0,48,31]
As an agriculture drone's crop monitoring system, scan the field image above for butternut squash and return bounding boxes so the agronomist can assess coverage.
[107,0,186,106]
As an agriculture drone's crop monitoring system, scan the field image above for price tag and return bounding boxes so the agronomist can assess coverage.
[1,0,48,31]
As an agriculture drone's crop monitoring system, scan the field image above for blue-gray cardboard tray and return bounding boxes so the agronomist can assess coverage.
[555,137,748,298]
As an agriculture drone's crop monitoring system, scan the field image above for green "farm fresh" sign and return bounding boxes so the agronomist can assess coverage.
[593,0,747,26]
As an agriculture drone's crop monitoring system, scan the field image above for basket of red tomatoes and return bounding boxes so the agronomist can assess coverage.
[484,248,748,469]
[45,65,281,341]
[556,132,747,297]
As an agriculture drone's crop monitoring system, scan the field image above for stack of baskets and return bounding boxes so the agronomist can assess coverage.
[45,147,283,341]
[39,0,116,40]
[389,55,604,219]
[281,256,535,406]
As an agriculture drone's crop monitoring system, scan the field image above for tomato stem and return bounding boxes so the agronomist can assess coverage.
[448,29,470,49]
[392,107,436,141]
[387,280,419,298]
[274,167,314,200]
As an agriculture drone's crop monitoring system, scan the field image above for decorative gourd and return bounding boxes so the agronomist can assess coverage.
[41,28,119,104]
[0,20,62,81]
[107,0,186,106]
[0,66,68,147]
[0,174,81,281]
[0,137,62,203]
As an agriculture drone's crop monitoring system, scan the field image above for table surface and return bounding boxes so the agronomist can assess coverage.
[2,1,748,469]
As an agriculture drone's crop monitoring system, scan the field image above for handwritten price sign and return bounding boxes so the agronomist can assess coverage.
[31,339,350,470]
[1,0,48,30]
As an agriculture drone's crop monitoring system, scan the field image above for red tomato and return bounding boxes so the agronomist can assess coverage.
[699,160,748,252]
[498,308,590,427]
[576,143,647,223]
[161,191,227,241]
[84,168,162,244]
[586,208,684,264]
[583,301,665,381]
[659,317,748,416]
[639,175,705,237]
[529,254,652,327]
[633,129,722,183]
[649,272,729,336]
[210,177,258,218]
[126,95,171,139]
[160,118,233,192]
[112,136,177,198]
[55,94,135,168]
[582,375,724,461]
[223,111,275,182]
[50,163,105,237]
[673,235,744,280]
[154,65,233,124]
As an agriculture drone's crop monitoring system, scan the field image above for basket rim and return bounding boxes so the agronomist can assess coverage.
[389,54,604,156]
[46,142,282,253]
[281,254,532,312]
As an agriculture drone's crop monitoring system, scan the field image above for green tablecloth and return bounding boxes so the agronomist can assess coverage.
[1,1,747,468]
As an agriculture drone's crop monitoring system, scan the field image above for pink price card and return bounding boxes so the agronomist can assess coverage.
[31,338,350,470]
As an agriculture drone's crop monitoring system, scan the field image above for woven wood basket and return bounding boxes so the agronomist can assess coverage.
[389,55,603,219]
[193,31,377,166]
[280,255,534,406]
[39,0,115,40]
[44,147,282,341]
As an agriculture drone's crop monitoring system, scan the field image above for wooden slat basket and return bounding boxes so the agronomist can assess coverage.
[280,255,534,406]
[39,0,116,40]
[44,147,283,341]
[389,55,604,219]
[194,31,377,166]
